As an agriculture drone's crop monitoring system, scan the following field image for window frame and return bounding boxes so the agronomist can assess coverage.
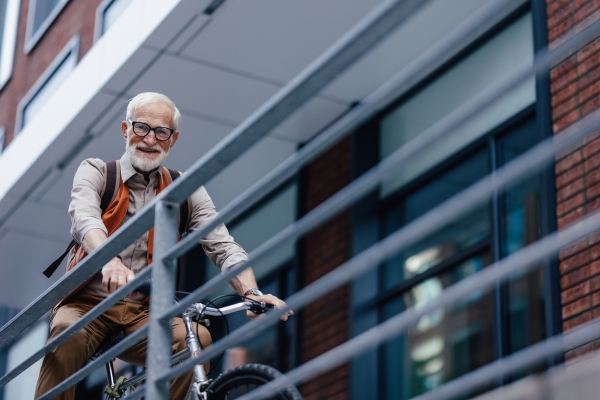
[15,35,79,133]
[0,0,20,92]
[349,2,560,398]
[24,0,69,54]
[94,0,129,42]
[0,126,5,153]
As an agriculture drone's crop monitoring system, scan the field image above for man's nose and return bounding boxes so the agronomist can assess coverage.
[143,130,158,146]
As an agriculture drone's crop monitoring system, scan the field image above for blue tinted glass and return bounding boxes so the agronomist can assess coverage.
[382,151,491,289]
[33,0,61,34]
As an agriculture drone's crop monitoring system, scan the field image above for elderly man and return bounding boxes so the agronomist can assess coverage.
[35,92,291,400]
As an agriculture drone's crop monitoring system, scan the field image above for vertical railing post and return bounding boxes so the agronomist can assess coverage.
[146,201,180,400]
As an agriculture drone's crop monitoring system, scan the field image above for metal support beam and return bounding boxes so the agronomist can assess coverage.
[146,201,180,400]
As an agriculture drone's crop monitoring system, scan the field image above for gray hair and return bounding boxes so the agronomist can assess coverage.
[126,92,181,129]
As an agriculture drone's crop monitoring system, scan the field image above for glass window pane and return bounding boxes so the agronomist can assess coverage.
[382,151,490,289]
[380,12,535,198]
[383,254,495,399]
[102,0,134,35]
[32,0,61,35]
[497,116,546,355]
[22,48,77,128]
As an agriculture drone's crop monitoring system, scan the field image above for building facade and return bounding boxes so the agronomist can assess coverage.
[0,0,598,399]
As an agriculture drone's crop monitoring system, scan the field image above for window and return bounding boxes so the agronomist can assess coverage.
[379,114,547,399]
[15,35,79,133]
[94,0,134,41]
[0,126,5,153]
[0,0,20,91]
[350,8,555,399]
[25,0,69,52]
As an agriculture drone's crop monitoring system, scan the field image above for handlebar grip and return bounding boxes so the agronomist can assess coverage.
[248,301,275,314]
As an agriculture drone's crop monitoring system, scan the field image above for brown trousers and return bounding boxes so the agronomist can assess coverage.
[35,291,212,400]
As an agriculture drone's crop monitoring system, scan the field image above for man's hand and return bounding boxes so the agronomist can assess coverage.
[101,257,135,294]
[246,293,294,321]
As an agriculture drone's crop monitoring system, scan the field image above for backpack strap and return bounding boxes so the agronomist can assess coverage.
[166,168,191,236]
[44,160,120,278]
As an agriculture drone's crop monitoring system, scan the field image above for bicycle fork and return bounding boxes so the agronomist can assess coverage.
[183,311,210,399]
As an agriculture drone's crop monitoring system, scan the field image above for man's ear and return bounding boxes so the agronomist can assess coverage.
[170,131,179,148]
[121,121,128,140]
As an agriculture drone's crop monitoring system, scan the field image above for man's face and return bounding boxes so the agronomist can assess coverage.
[121,101,179,171]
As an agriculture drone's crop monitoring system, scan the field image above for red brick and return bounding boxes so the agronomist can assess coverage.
[574,0,600,23]
[556,151,583,175]
[558,164,584,188]
[586,166,600,187]
[592,290,600,306]
[552,70,579,96]
[563,312,593,331]
[549,3,573,28]
[549,17,574,41]
[560,238,589,260]
[554,96,581,120]
[557,192,585,216]
[588,197,600,212]
[582,93,600,115]
[562,296,591,318]
[553,82,579,106]
[578,36,600,64]
[585,151,600,171]
[561,265,591,288]
[551,56,577,81]
[562,281,591,303]
[590,259,600,275]
[558,207,585,229]
[590,275,600,291]
[557,178,585,202]
[580,78,600,104]
[560,250,590,273]
[590,243,600,260]
[594,306,600,318]
[554,109,581,131]
[565,343,594,362]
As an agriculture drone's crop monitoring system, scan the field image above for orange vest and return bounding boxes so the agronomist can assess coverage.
[59,167,179,306]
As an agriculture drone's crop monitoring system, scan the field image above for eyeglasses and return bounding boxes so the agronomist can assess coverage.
[128,120,175,141]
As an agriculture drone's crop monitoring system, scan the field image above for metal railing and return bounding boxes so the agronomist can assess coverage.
[1,0,600,399]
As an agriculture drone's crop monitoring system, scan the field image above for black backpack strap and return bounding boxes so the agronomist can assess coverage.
[100,160,119,214]
[167,168,191,236]
[44,160,120,278]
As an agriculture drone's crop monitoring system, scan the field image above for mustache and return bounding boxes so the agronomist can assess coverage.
[131,142,164,153]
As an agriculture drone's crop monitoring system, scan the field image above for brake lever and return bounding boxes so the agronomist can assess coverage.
[248,301,275,314]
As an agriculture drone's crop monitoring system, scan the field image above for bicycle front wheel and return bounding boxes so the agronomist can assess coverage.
[206,364,303,400]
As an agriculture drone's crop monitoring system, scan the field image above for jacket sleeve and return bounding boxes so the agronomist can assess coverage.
[187,185,249,272]
[69,158,108,245]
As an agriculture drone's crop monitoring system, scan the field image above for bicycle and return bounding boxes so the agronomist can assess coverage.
[91,293,303,400]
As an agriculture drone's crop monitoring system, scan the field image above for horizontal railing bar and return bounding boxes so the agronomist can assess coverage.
[237,278,600,400]
[232,206,600,400]
[0,268,152,388]
[156,89,600,383]
[160,11,600,322]
[0,215,152,349]
[409,323,600,400]
[0,0,432,350]
[163,0,525,263]
[35,326,148,400]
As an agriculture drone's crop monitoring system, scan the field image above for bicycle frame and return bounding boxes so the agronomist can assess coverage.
[104,301,270,399]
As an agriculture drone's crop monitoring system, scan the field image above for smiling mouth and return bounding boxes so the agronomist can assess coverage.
[137,148,159,154]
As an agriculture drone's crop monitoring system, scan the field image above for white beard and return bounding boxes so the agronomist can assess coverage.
[126,133,170,171]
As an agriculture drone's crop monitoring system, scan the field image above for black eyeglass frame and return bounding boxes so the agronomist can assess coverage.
[128,119,176,141]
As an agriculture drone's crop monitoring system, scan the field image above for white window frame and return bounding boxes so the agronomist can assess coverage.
[24,0,70,54]
[94,0,131,42]
[0,126,5,153]
[0,0,21,91]
[15,35,79,133]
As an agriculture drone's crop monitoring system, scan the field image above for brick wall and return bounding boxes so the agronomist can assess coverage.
[301,136,352,400]
[0,0,104,147]
[548,0,600,359]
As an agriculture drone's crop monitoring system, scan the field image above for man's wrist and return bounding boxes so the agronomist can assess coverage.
[244,288,263,297]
